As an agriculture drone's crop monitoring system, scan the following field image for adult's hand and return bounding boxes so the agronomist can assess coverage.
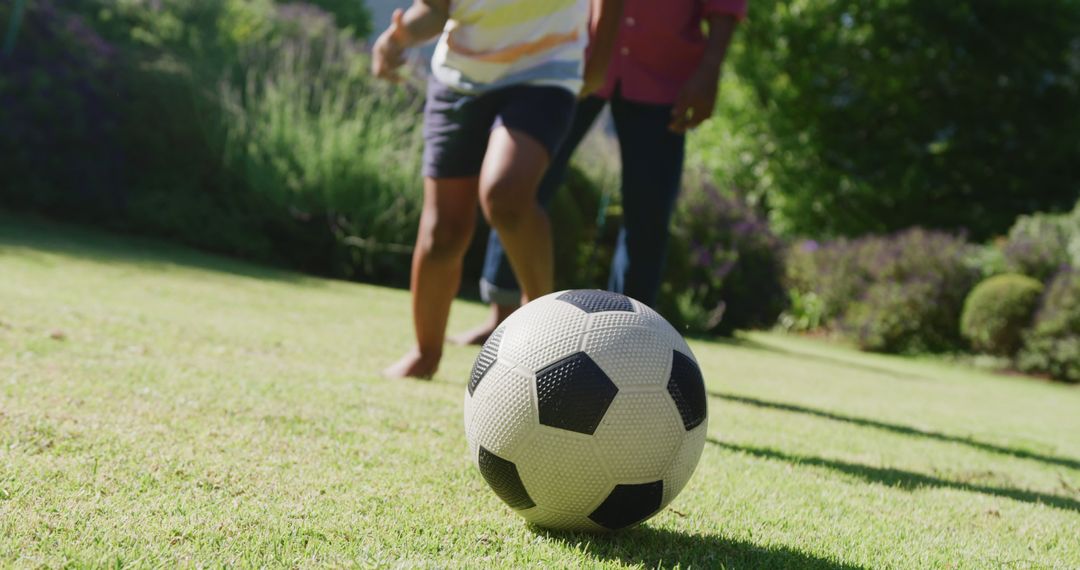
[669,66,719,133]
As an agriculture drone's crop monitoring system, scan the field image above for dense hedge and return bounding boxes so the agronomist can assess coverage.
[960,274,1044,357]
[1003,211,1080,282]
[786,229,979,353]
[1,0,424,284]
[1018,270,1080,383]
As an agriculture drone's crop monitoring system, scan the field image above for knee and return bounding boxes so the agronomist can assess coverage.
[480,180,533,232]
[417,216,473,261]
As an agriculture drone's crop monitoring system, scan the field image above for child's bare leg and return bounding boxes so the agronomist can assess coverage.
[384,177,478,379]
[449,303,517,346]
[478,127,554,302]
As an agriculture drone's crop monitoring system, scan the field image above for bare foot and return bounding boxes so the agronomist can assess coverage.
[449,304,517,346]
[383,348,441,380]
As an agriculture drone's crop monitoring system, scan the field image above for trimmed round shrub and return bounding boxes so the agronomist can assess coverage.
[960,274,1044,356]
[1018,270,1080,383]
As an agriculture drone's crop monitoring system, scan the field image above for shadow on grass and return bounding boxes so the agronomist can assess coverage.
[533,525,866,570]
[706,335,930,382]
[710,391,1080,472]
[0,212,310,284]
[710,439,1080,514]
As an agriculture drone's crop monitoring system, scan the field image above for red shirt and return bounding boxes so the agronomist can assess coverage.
[596,0,748,105]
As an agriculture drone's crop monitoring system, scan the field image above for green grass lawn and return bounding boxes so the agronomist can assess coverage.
[2,213,1079,569]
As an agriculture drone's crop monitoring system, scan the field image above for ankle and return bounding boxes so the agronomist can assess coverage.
[494,304,517,323]
[415,346,443,361]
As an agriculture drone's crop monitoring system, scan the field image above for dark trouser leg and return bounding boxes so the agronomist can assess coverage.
[607,94,686,307]
[479,96,608,304]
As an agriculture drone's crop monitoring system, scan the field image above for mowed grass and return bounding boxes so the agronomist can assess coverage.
[1,213,1079,569]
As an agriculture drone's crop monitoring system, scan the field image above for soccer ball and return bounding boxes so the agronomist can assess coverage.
[464,290,708,532]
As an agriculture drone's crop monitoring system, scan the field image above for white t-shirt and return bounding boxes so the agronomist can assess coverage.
[431,0,590,94]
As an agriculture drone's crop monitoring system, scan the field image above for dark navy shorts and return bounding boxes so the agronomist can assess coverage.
[422,78,577,179]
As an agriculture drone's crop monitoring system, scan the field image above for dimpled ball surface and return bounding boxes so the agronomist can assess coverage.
[464,290,708,532]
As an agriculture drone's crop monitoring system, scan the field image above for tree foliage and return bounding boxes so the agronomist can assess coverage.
[696,0,1080,239]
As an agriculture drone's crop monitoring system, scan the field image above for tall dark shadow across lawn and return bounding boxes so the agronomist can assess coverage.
[534,525,866,570]
[711,439,1080,514]
[710,391,1080,472]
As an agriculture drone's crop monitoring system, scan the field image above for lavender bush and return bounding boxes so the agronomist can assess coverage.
[1003,213,1076,282]
[785,229,979,353]
[661,185,787,335]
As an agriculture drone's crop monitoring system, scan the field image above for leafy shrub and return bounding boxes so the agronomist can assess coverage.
[1002,212,1079,282]
[845,230,979,353]
[547,166,616,292]
[2,0,429,285]
[661,185,787,336]
[960,274,1044,356]
[779,288,827,333]
[216,5,423,281]
[1018,270,1080,383]
[785,238,871,330]
[277,0,371,36]
[845,280,942,354]
[0,0,123,214]
[966,241,1010,281]
[786,229,979,353]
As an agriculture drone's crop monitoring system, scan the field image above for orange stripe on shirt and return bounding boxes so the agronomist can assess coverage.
[446,29,580,64]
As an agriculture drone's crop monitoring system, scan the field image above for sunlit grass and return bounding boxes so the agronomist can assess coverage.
[1,213,1078,568]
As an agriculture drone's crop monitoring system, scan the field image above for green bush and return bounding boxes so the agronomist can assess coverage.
[784,238,870,330]
[692,0,1080,240]
[661,185,787,336]
[1018,270,1080,383]
[216,10,423,281]
[965,242,1009,281]
[2,0,428,285]
[960,274,1044,356]
[0,0,123,214]
[786,229,979,353]
[1002,211,1079,282]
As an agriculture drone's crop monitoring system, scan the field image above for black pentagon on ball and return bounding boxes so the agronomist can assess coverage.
[536,352,618,435]
[478,446,535,510]
[469,326,505,396]
[667,350,707,430]
[588,481,664,530]
[557,290,634,314]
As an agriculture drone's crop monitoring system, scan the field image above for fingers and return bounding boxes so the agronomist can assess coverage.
[668,97,691,133]
[372,13,408,83]
[669,99,715,133]
[373,49,404,82]
[375,57,405,82]
[390,8,406,36]
[684,106,713,131]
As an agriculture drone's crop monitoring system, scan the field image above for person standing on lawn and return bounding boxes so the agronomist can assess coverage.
[375,0,625,379]
[452,0,747,345]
